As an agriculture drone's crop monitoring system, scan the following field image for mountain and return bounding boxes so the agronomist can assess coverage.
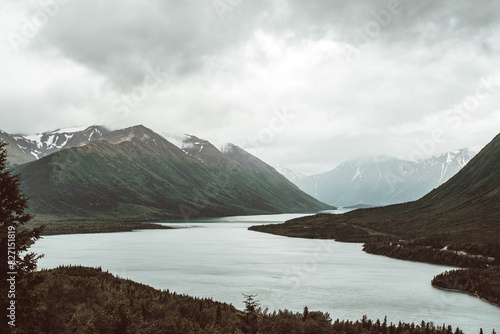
[252,133,500,245]
[0,129,35,166]
[0,125,109,166]
[278,149,476,207]
[15,125,332,222]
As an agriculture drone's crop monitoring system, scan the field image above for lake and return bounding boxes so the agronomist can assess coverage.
[32,211,499,334]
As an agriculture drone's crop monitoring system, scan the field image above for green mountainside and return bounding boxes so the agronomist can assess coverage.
[14,125,331,227]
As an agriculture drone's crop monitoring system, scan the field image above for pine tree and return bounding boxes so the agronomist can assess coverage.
[215,304,222,325]
[238,294,259,334]
[303,306,309,322]
[0,142,45,331]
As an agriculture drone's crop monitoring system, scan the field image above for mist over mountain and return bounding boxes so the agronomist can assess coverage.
[278,149,476,207]
[6,125,331,223]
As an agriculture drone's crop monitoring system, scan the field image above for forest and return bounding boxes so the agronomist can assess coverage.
[7,265,476,334]
[432,267,500,307]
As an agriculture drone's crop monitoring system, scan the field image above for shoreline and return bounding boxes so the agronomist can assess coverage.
[251,227,500,310]
[431,284,500,308]
[25,221,172,236]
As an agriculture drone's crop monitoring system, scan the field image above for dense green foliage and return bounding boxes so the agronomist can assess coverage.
[432,266,500,306]
[14,126,331,230]
[12,265,468,334]
[250,133,500,306]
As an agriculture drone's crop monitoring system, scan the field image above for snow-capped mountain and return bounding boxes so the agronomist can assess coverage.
[0,125,109,165]
[276,166,309,183]
[279,149,476,207]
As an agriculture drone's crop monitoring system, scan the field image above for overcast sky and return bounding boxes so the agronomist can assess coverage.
[1,0,500,175]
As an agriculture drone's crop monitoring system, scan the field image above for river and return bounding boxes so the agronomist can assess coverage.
[31,211,499,333]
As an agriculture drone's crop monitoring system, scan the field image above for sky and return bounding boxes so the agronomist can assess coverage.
[1,0,500,175]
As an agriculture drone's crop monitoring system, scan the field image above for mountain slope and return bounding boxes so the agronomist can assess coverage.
[252,133,500,245]
[15,125,331,222]
[279,149,476,207]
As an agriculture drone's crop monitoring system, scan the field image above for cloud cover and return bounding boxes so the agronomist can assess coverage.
[1,0,499,174]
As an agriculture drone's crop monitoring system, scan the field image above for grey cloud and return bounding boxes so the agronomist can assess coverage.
[30,0,500,90]
[2,0,499,175]
[32,0,269,90]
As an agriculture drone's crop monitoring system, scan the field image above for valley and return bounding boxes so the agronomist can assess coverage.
[2,1,499,332]
[1,128,498,333]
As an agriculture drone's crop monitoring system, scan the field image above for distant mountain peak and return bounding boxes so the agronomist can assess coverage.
[342,155,398,166]
[221,143,237,153]
[179,134,235,166]
[102,125,156,145]
[281,148,477,207]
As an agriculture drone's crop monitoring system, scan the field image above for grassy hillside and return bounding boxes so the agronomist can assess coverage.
[15,126,331,230]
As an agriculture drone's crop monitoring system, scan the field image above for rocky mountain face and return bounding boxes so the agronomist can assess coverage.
[278,149,476,207]
[0,125,109,166]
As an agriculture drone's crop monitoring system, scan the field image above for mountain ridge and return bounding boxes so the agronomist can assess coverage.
[13,125,332,227]
[278,148,477,207]
[0,125,109,166]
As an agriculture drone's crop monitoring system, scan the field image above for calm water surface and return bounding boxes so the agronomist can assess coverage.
[32,211,499,333]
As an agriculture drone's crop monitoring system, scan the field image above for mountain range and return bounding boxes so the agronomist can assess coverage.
[0,126,108,166]
[278,149,476,207]
[1,125,331,223]
[252,132,500,246]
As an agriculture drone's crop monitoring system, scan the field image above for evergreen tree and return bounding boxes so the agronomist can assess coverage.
[238,294,259,334]
[215,304,222,325]
[303,306,309,322]
[0,142,45,331]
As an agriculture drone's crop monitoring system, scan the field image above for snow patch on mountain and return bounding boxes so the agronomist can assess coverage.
[3,125,109,163]
[279,148,477,207]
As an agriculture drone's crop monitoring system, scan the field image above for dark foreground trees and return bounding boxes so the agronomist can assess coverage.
[0,142,45,332]
[9,265,469,334]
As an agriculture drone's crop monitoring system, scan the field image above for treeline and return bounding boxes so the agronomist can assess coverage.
[22,218,171,235]
[432,266,500,307]
[10,266,469,334]
[248,214,378,243]
[363,241,497,269]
